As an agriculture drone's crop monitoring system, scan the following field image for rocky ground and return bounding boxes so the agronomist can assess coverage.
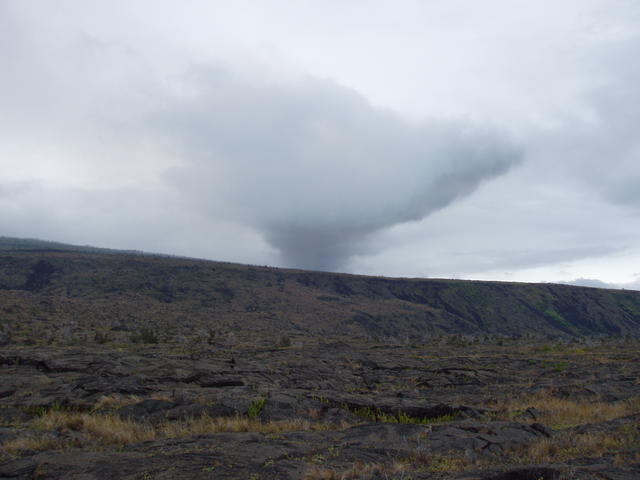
[0,338,639,479]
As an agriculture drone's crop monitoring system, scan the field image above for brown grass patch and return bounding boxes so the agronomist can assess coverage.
[0,411,348,456]
[1,435,66,456]
[407,449,474,472]
[491,392,640,428]
[515,430,633,464]
[160,415,339,437]
[35,411,155,445]
[303,461,407,480]
[92,394,143,411]
[401,425,640,473]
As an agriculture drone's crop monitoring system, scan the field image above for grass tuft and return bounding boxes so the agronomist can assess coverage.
[247,396,266,419]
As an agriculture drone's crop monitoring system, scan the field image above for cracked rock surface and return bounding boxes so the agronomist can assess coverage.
[1,340,639,479]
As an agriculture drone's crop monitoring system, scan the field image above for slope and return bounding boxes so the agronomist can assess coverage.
[1,246,640,343]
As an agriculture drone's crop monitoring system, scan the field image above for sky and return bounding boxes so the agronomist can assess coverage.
[2,0,640,288]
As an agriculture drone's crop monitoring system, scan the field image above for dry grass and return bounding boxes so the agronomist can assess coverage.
[92,393,174,411]
[1,435,66,456]
[401,425,640,473]
[160,415,338,437]
[0,411,346,456]
[303,461,407,480]
[305,408,324,421]
[514,430,633,464]
[34,411,154,445]
[406,449,474,472]
[92,394,143,411]
[491,392,640,428]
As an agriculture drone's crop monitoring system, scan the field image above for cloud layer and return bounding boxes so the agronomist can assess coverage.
[2,1,640,285]
[0,2,521,271]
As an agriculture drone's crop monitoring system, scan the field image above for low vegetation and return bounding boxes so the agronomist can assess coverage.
[511,428,639,465]
[348,405,455,425]
[402,424,640,472]
[490,392,640,428]
[1,410,344,457]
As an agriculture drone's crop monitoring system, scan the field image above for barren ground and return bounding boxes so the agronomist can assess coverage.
[1,338,639,479]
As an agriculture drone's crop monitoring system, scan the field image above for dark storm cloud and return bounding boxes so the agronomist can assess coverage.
[158,69,522,270]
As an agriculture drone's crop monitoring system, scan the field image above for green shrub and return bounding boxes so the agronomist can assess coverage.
[248,397,266,419]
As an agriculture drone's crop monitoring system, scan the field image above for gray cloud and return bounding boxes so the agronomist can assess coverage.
[159,70,521,270]
[0,3,521,271]
[529,28,640,212]
[3,0,640,282]
[0,180,275,265]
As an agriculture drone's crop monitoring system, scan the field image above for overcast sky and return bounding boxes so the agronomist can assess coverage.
[2,0,640,288]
